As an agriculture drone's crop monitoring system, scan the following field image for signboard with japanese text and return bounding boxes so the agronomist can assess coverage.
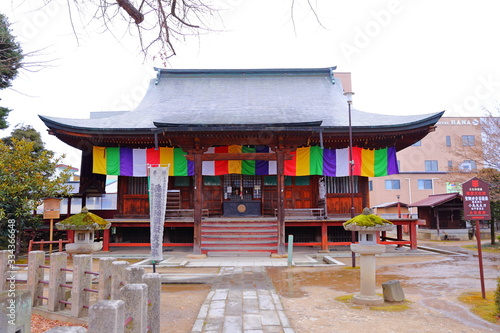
[149,166,169,261]
[462,177,491,220]
[43,198,61,219]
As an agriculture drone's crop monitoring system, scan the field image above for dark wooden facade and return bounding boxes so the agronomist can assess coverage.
[115,175,367,218]
[410,193,466,230]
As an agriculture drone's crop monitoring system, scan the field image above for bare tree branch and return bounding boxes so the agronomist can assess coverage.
[66,0,81,47]
[306,0,326,29]
[14,1,325,65]
[116,0,144,24]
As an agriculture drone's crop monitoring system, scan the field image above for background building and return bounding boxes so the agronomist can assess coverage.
[370,117,483,216]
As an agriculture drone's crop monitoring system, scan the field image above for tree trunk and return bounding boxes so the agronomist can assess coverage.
[491,220,496,245]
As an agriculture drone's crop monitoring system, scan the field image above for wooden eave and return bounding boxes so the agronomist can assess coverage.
[47,122,436,152]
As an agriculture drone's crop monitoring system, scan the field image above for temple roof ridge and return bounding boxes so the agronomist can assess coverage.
[39,66,444,136]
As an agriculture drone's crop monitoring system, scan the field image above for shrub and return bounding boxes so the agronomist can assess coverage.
[495,276,500,316]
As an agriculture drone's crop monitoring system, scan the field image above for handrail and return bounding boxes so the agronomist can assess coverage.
[28,239,71,253]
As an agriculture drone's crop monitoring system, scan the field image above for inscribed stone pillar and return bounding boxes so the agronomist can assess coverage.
[48,252,68,312]
[111,261,129,300]
[0,290,31,333]
[0,250,10,291]
[98,257,116,300]
[143,273,161,333]
[71,254,92,317]
[27,251,45,306]
[89,300,125,333]
[121,284,148,333]
[126,266,144,284]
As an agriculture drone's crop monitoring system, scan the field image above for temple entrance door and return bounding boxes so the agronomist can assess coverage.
[262,176,316,214]
[201,176,223,216]
[284,176,314,209]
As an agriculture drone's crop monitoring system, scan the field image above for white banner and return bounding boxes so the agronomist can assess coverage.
[149,166,169,261]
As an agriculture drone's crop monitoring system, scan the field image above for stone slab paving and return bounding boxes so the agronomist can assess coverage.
[191,266,295,333]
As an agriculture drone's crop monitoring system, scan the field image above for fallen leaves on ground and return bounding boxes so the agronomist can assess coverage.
[31,314,87,333]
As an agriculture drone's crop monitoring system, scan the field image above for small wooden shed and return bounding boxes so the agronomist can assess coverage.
[409,193,466,240]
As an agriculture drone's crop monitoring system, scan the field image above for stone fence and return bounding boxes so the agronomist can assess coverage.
[0,250,161,333]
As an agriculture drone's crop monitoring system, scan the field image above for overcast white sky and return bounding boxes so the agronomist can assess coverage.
[1,0,500,168]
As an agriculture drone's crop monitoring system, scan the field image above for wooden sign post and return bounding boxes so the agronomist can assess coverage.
[462,177,490,299]
[43,198,62,254]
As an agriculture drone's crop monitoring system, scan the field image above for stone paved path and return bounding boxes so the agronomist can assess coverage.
[191,266,295,333]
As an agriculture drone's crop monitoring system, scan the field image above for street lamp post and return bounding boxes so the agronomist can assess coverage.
[344,91,356,267]
[396,194,403,248]
[405,178,413,217]
[431,178,439,195]
[397,194,401,218]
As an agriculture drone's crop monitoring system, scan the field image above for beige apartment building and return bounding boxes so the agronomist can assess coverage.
[370,117,483,216]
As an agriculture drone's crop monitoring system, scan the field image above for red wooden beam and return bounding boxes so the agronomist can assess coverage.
[110,243,194,247]
[379,241,409,245]
[185,152,293,161]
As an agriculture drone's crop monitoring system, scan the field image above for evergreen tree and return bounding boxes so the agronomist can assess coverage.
[3,125,46,156]
[0,13,23,129]
[0,137,70,254]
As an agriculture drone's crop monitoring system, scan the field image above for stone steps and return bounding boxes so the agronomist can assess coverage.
[201,221,278,253]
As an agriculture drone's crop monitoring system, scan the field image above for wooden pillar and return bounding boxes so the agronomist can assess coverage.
[276,150,286,255]
[193,151,203,254]
[396,225,403,248]
[103,228,110,251]
[66,230,75,243]
[409,221,418,250]
[321,223,328,251]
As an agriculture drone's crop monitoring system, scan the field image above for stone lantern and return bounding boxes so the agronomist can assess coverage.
[344,208,395,305]
[55,207,111,254]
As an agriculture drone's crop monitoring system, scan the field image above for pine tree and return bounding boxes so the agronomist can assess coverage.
[0,13,23,129]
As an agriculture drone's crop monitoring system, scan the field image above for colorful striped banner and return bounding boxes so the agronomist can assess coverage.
[93,146,193,177]
[92,145,399,177]
[201,146,278,175]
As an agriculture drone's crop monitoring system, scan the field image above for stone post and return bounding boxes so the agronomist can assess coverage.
[48,252,68,312]
[0,250,12,291]
[98,257,115,300]
[345,223,394,306]
[88,300,125,333]
[355,245,384,301]
[71,254,92,317]
[27,251,45,306]
[111,261,129,300]
[0,290,32,333]
[382,280,405,302]
[121,284,148,333]
[126,266,145,284]
[143,273,161,333]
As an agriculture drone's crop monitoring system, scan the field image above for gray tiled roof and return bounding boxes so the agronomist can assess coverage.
[39,68,443,132]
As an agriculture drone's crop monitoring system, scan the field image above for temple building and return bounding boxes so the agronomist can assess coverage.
[40,67,443,254]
